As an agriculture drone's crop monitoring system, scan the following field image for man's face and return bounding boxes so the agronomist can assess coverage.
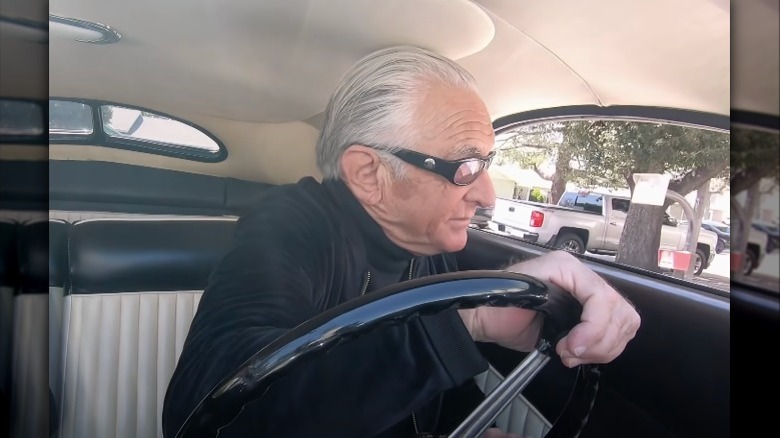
[385,83,496,255]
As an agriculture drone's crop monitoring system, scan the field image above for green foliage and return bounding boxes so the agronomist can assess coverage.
[730,126,780,194]
[529,188,546,202]
[494,123,562,171]
[102,106,114,124]
[495,120,730,196]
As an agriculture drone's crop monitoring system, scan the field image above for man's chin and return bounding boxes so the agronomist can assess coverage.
[440,231,469,253]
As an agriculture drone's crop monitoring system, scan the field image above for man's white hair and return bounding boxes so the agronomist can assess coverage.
[316,45,479,180]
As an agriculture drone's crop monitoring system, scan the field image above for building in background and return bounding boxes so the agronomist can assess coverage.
[488,165,552,202]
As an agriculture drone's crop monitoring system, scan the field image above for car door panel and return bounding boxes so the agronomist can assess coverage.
[456,229,732,438]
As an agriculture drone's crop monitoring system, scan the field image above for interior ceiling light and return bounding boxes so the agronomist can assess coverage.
[49,14,121,44]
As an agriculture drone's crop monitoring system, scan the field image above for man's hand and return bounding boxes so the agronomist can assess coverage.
[459,251,641,367]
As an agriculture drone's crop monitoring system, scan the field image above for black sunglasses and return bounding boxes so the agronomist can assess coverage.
[388,148,495,186]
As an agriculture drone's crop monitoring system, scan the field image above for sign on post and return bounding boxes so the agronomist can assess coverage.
[658,249,692,271]
[658,250,675,269]
[631,173,672,206]
[632,174,695,279]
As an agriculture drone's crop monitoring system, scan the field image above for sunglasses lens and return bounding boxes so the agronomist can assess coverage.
[453,160,485,185]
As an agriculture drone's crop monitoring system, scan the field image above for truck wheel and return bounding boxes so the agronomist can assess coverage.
[554,233,586,254]
[694,248,707,276]
[743,249,757,276]
[715,239,725,254]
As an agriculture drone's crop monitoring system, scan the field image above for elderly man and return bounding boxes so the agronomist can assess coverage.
[163,46,640,438]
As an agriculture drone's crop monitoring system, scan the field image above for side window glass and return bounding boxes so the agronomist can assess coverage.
[611,199,630,214]
[49,100,94,138]
[0,99,44,138]
[487,119,730,293]
[99,105,221,154]
[559,193,603,214]
[48,99,226,162]
[583,195,603,214]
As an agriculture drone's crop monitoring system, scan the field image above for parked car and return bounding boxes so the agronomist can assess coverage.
[682,218,768,275]
[752,222,779,253]
[490,191,719,275]
[701,220,730,253]
[470,206,494,229]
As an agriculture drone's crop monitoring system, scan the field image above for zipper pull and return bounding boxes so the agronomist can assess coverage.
[360,271,371,295]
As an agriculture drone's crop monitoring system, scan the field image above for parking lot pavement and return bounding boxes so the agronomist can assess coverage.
[693,271,731,291]
[740,273,780,291]
[704,251,730,278]
[754,252,779,278]
[739,252,780,292]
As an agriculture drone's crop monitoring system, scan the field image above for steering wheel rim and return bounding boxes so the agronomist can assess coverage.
[175,270,599,438]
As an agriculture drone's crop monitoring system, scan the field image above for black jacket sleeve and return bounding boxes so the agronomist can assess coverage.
[162,201,487,437]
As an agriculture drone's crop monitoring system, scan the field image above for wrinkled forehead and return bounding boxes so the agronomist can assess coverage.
[414,86,495,159]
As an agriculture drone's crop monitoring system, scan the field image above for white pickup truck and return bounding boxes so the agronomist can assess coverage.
[491,190,721,275]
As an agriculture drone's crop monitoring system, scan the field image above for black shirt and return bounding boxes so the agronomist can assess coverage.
[163,177,488,437]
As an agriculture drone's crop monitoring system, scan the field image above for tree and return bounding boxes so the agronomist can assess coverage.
[730,126,780,194]
[580,122,729,272]
[728,126,779,278]
[495,123,568,202]
[496,121,614,203]
[496,120,730,272]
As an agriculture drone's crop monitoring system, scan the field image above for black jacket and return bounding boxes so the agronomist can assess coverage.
[163,177,489,437]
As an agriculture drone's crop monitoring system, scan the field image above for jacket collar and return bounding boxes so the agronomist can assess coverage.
[322,178,414,273]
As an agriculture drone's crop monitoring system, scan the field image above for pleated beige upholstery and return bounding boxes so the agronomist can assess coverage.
[50,287,64,409]
[9,220,57,438]
[10,294,48,438]
[0,286,13,399]
[0,220,18,400]
[58,291,202,438]
[53,218,235,438]
[474,365,553,438]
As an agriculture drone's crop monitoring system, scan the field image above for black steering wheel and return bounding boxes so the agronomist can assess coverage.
[175,270,601,437]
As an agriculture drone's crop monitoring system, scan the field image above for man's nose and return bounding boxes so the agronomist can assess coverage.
[467,170,496,207]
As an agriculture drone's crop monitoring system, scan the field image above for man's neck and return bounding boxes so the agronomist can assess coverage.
[362,204,431,257]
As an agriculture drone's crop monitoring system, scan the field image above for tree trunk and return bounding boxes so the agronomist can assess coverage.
[549,178,567,204]
[616,203,665,272]
[549,147,573,204]
[731,182,761,281]
[668,161,728,198]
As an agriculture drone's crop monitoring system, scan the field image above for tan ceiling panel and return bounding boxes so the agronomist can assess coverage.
[49,0,494,123]
[0,38,47,99]
[476,0,730,116]
[457,12,599,121]
[732,0,780,115]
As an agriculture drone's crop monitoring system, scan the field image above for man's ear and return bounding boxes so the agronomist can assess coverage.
[340,145,385,205]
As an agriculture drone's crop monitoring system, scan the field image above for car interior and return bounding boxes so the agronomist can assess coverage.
[1,0,778,437]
